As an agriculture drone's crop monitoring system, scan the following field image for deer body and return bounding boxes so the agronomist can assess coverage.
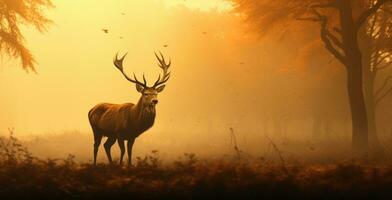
[89,52,171,165]
[89,101,155,140]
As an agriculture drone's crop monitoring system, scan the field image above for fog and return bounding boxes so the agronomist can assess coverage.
[1,0,392,161]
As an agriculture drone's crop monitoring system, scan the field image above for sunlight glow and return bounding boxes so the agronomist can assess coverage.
[164,0,233,11]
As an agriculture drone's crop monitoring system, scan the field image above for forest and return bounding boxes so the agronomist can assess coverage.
[1,0,392,199]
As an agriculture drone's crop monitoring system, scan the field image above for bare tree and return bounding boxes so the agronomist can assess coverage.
[230,0,392,154]
[0,0,53,72]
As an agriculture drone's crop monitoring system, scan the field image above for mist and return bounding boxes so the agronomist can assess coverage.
[2,1,392,198]
[1,0,391,161]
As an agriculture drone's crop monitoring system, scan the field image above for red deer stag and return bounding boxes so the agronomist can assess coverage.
[88,52,171,165]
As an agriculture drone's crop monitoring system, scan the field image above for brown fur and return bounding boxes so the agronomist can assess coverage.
[88,96,156,165]
[88,101,155,139]
[89,52,170,165]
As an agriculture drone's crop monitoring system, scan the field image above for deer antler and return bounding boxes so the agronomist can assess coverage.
[153,51,171,88]
[113,53,147,88]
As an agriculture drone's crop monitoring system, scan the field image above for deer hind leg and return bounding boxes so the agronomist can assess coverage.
[118,139,125,165]
[104,136,116,164]
[127,138,135,166]
[93,128,103,166]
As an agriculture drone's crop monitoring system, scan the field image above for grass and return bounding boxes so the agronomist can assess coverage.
[1,131,392,199]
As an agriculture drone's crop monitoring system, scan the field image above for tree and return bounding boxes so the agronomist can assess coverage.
[230,0,392,154]
[360,5,392,153]
[0,0,53,72]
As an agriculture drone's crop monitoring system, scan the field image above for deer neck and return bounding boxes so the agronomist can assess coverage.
[132,97,156,131]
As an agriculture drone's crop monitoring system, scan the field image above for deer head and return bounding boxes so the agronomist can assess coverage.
[113,52,171,109]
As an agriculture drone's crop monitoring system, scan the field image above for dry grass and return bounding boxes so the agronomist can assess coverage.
[1,132,392,199]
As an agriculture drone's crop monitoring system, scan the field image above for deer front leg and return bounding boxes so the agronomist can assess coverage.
[92,131,102,166]
[118,139,125,165]
[127,138,135,166]
[104,136,116,164]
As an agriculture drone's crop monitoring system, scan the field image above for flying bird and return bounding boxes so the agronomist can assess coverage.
[102,28,109,33]
[121,12,126,15]
[119,36,123,39]
[163,44,168,47]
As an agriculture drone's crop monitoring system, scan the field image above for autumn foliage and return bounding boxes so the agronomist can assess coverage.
[0,0,53,71]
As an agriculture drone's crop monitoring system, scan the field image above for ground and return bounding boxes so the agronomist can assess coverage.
[1,133,392,199]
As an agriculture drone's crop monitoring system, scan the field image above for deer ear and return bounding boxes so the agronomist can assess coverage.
[136,84,144,93]
[156,85,166,93]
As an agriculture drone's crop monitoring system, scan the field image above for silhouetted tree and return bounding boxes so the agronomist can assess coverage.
[0,0,53,72]
[360,4,392,153]
[231,0,392,154]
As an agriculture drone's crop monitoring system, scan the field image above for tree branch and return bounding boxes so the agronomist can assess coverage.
[297,10,345,59]
[374,75,392,98]
[376,85,392,105]
[369,12,378,37]
[356,0,391,30]
[371,51,380,71]
[326,30,343,48]
[376,52,392,66]
[376,60,392,71]
[333,27,342,34]
[313,11,347,66]
[297,6,348,65]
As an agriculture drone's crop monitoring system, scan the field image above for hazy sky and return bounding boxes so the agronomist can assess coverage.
[0,0,345,141]
[0,0,250,134]
[165,0,232,11]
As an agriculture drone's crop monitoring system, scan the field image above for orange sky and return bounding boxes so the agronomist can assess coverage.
[0,0,345,145]
[0,0,259,135]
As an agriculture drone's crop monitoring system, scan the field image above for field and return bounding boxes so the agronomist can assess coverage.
[1,132,392,199]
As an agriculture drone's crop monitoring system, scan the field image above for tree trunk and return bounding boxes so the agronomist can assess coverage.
[362,55,384,153]
[338,1,369,154]
[367,100,381,146]
[346,68,369,152]
[363,75,385,156]
[359,26,384,155]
